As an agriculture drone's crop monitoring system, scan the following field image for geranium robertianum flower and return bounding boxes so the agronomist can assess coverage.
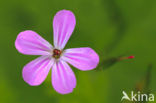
[15,10,99,94]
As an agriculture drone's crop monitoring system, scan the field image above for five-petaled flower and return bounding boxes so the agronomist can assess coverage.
[15,10,99,94]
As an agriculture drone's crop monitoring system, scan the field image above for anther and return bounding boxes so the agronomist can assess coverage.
[53,49,62,59]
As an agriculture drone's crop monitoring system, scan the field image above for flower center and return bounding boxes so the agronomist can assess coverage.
[52,49,62,59]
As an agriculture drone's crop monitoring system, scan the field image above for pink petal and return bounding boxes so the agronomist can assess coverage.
[52,60,76,94]
[15,30,53,55]
[53,10,76,49]
[62,47,99,71]
[22,56,54,86]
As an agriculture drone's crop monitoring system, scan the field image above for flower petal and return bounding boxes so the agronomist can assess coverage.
[22,56,54,86]
[52,60,76,94]
[62,47,99,71]
[53,10,76,49]
[15,30,53,55]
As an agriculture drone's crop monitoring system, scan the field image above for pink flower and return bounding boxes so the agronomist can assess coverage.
[15,10,99,94]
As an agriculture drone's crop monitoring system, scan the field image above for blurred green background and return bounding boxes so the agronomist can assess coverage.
[0,0,156,103]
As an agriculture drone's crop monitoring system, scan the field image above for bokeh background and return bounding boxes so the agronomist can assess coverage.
[0,0,156,103]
